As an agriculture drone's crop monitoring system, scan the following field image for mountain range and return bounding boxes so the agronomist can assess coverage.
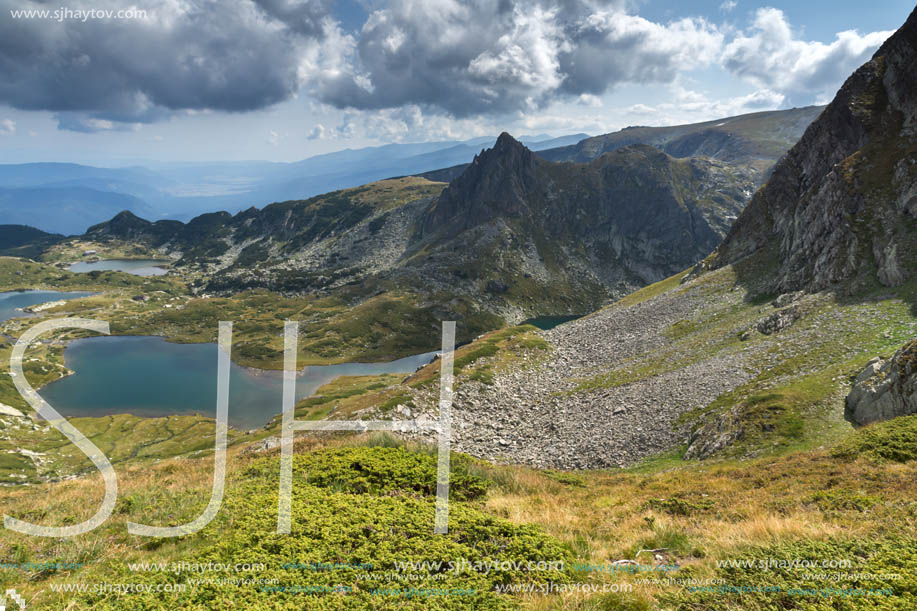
[0,134,587,235]
[79,134,757,324]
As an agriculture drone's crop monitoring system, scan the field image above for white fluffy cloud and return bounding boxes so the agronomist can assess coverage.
[721,8,893,105]
[0,119,15,135]
[331,104,492,142]
[609,84,787,130]
[311,0,723,116]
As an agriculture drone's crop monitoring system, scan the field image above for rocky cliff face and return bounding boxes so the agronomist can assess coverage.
[846,338,917,425]
[706,7,917,293]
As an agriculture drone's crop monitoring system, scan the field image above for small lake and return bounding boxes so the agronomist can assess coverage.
[0,290,95,323]
[68,259,170,276]
[38,336,437,429]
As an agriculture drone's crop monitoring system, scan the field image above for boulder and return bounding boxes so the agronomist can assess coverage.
[845,339,917,426]
[755,306,802,336]
[0,403,25,418]
[241,436,282,454]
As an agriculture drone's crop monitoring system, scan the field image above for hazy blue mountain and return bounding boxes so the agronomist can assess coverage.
[0,186,155,235]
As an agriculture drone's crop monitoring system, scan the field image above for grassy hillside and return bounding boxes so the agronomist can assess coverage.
[1,418,916,609]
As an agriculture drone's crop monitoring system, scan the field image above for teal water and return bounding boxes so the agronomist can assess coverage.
[0,290,95,323]
[522,315,583,330]
[68,259,169,276]
[38,336,436,429]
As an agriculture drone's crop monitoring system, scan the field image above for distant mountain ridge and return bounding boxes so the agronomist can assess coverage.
[0,225,63,259]
[419,107,825,187]
[0,185,155,235]
[539,106,825,172]
[1,106,823,237]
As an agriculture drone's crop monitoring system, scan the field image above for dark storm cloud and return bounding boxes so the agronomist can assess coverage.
[0,0,333,130]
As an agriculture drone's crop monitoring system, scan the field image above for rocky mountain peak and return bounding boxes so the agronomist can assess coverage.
[88,210,152,236]
[420,132,538,236]
[705,6,917,293]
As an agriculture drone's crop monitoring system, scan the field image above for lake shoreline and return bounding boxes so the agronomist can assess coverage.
[36,334,438,430]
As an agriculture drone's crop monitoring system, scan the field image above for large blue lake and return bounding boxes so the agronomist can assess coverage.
[0,290,96,323]
[39,336,436,429]
[68,259,169,276]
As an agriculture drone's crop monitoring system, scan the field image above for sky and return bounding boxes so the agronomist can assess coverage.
[0,0,913,164]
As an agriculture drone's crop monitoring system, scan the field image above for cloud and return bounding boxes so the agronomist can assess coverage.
[0,0,336,130]
[3,0,888,135]
[331,104,493,142]
[53,114,140,133]
[721,8,893,105]
[310,0,722,117]
[558,11,723,97]
[307,124,326,139]
[611,84,786,130]
[0,119,14,135]
[577,93,603,107]
[267,130,282,146]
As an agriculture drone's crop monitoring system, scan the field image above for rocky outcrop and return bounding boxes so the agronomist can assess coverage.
[420,133,539,235]
[755,306,802,336]
[708,7,917,293]
[684,407,744,460]
[845,338,917,426]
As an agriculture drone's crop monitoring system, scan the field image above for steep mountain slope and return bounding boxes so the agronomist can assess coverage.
[407,135,753,316]
[704,8,917,295]
[84,137,754,323]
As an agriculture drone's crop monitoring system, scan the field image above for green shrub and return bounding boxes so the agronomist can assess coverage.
[643,497,714,516]
[832,414,917,463]
[246,446,490,501]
